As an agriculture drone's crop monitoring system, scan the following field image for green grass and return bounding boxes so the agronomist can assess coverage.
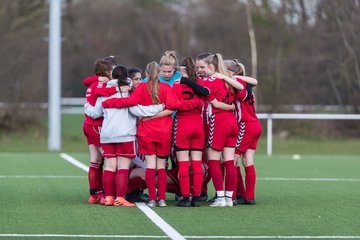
[1,153,359,239]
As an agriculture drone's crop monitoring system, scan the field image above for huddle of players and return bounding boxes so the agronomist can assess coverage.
[82,51,261,208]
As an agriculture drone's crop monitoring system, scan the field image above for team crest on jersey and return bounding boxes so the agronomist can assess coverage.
[207,76,216,82]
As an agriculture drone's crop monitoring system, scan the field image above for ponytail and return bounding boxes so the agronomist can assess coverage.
[180,56,197,82]
[203,53,230,77]
[145,61,160,104]
[224,59,246,76]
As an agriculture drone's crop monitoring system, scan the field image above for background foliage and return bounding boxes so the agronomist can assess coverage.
[0,0,359,136]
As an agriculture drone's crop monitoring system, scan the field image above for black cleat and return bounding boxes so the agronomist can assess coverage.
[137,191,149,202]
[245,198,256,205]
[176,197,191,207]
[237,197,256,205]
[175,193,183,201]
[236,196,246,205]
[197,192,208,202]
[190,196,201,207]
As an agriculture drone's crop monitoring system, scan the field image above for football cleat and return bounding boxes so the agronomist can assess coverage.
[158,199,167,207]
[114,197,135,207]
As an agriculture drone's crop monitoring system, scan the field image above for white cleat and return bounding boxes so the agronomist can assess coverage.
[225,197,233,207]
[158,199,167,207]
[209,198,227,207]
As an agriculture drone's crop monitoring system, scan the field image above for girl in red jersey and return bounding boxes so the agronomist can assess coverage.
[83,59,117,204]
[225,59,261,205]
[85,65,164,207]
[172,56,205,207]
[102,61,201,207]
[200,53,245,207]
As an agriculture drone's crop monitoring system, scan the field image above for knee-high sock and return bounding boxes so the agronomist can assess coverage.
[102,170,116,197]
[178,161,190,197]
[236,166,246,197]
[145,168,156,201]
[192,160,203,197]
[245,165,256,200]
[88,162,102,195]
[220,162,225,181]
[115,169,129,198]
[224,160,236,198]
[97,160,104,191]
[157,169,167,200]
[208,160,224,191]
[127,177,146,193]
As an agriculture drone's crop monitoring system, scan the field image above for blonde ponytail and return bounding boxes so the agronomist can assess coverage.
[224,59,246,76]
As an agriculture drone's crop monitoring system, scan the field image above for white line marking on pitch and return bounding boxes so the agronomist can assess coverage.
[60,153,185,240]
[257,177,360,182]
[0,175,85,179]
[1,234,360,239]
[60,153,89,172]
[0,234,167,238]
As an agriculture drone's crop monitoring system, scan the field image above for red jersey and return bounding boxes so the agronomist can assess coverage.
[103,81,202,142]
[171,80,202,116]
[102,81,173,142]
[234,77,258,122]
[196,77,212,124]
[206,76,235,114]
[84,76,117,125]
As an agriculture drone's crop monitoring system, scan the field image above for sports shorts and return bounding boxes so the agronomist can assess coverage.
[102,141,136,158]
[235,120,262,154]
[207,112,239,151]
[83,124,101,147]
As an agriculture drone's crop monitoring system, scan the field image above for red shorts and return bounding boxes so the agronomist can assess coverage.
[102,141,136,158]
[83,124,101,147]
[208,112,239,151]
[137,137,170,158]
[235,120,262,154]
[174,115,204,151]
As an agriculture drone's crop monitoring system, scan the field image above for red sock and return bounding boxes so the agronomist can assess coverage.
[223,160,236,198]
[102,170,116,196]
[145,168,156,201]
[245,165,256,200]
[191,160,203,197]
[96,160,104,191]
[128,177,146,193]
[88,162,101,195]
[220,162,225,181]
[208,160,224,191]
[157,169,167,200]
[236,166,246,197]
[115,169,129,198]
[178,161,190,197]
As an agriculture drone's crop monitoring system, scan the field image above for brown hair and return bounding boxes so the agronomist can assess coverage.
[145,61,160,104]
[224,59,245,76]
[196,52,212,61]
[94,59,114,79]
[180,56,197,82]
